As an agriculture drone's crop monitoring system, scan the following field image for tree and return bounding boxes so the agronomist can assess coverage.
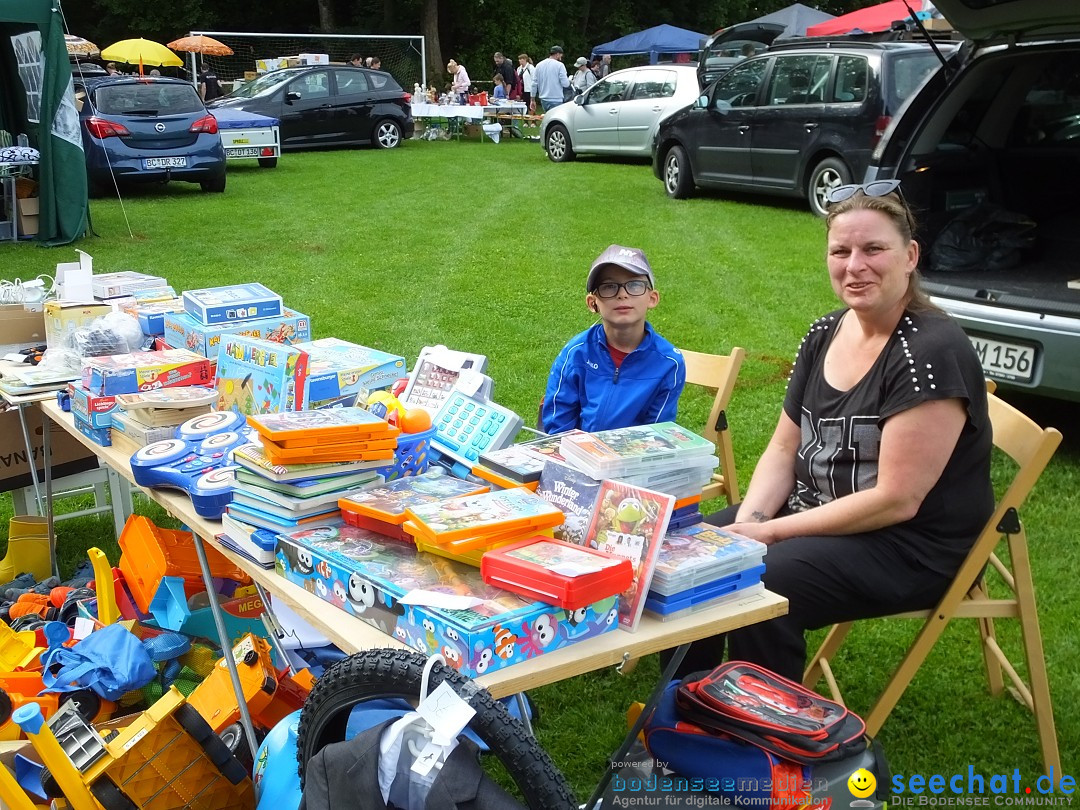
[421,0,442,86]
[316,0,336,32]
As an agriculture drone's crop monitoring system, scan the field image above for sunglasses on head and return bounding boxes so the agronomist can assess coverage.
[826,179,902,205]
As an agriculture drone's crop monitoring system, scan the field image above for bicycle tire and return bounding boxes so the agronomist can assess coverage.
[295,649,577,810]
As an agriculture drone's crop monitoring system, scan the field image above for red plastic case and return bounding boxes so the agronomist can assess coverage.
[480,536,633,610]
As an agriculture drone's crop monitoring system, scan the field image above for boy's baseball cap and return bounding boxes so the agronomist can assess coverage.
[550,45,564,54]
[587,245,655,291]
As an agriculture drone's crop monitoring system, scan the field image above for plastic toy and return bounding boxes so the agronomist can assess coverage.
[130,411,254,518]
[0,516,51,584]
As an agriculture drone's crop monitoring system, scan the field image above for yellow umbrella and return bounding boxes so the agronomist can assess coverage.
[65,35,100,57]
[101,38,183,74]
[167,35,234,56]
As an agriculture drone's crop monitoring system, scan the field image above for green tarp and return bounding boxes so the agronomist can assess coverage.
[0,0,87,245]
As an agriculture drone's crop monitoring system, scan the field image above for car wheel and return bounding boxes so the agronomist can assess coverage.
[545,124,575,163]
[257,156,278,168]
[664,145,694,199]
[373,119,402,149]
[807,157,851,217]
[200,173,227,193]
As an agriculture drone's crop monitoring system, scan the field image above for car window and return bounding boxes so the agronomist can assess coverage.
[766,55,831,105]
[586,75,631,104]
[93,83,204,115]
[334,69,369,96]
[629,70,678,101]
[288,70,330,100]
[713,59,767,108]
[369,73,397,91]
[888,53,940,108]
[229,72,290,99]
[834,56,868,103]
[1007,51,1080,147]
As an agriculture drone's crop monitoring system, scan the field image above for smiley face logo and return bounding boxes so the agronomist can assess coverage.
[848,769,877,799]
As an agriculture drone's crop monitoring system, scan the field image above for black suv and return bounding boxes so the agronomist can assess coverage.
[653,40,947,215]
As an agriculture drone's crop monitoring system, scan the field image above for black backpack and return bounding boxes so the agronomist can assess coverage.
[675,661,868,765]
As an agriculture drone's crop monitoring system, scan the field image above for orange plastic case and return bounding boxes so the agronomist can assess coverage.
[260,437,397,465]
[481,537,633,610]
[246,406,397,447]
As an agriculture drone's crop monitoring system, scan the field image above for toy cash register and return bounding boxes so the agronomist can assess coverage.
[401,345,489,414]
[429,384,522,478]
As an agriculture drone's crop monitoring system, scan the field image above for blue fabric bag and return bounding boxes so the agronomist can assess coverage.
[40,623,156,700]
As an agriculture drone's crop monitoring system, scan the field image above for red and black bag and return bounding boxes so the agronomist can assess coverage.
[676,661,867,765]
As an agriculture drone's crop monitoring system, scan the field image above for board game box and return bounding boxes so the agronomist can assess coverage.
[182,282,284,325]
[214,335,309,415]
[275,524,619,678]
[163,308,311,357]
[297,338,407,409]
[82,349,212,396]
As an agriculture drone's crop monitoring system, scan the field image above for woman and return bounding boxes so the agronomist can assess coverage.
[517,53,535,109]
[679,183,993,682]
[571,57,597,96]
[447,59,470,104]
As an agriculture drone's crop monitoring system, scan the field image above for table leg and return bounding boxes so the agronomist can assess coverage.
[581,644,689,810]
[15,402,44,514]
[42,412,57,578]
[191,531,260,763]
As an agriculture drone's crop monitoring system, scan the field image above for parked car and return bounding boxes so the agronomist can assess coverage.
[541,65,700,162]
[652,40,947,215]
[697,21,784,88]
[864,0,1080,401]
[76,76,226,196]
[208,66,413,150]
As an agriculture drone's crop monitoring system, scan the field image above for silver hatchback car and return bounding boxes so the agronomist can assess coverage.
[541,64,700,162]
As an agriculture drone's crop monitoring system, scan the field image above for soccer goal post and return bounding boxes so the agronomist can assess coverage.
[187,31,425,92]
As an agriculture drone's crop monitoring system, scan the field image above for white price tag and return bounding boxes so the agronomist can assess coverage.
[416,681,476,744]
[400,590,484,610]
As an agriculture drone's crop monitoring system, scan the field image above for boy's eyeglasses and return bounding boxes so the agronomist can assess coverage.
[593,280,651,298]
[826,179,902,205]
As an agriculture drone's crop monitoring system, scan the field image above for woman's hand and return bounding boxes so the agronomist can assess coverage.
[723,521,781,545]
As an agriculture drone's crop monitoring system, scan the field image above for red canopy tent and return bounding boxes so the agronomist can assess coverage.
[805,0,915,36]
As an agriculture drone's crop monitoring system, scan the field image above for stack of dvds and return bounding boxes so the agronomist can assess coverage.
[558,422,719,500]
[338,471,489,542]
[644,523,767,622]
[402,488,564,566]
[219,408,393,565]
[471,430,584,490]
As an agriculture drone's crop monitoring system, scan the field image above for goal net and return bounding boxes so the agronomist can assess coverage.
[187,31,425,91]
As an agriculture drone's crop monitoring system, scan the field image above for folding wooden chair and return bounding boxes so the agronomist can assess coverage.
[802,391,1062,776]
[681,347,746,505]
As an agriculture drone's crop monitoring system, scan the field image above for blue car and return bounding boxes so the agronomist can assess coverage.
[76,76,227,196]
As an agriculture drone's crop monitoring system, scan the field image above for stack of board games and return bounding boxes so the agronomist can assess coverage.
[402,488,564,562]
[338,470,488,542]
[214,335,309,415]
[108,387,217,454]
[480,537,633,610]
[644,523,767,621]
[296,338,407,409]
[472,430,584,490]
[558,422,719,500]
[222,408,394,542]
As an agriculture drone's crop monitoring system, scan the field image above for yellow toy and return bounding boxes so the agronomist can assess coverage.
[0,516,51,583]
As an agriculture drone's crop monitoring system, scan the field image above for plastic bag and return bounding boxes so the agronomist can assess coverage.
[39,623,156,700]
[930,202,1037,273]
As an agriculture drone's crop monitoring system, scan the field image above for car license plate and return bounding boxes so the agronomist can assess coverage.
[225,147,261,157]
[969,335,1036,383]
[143,156,187,169]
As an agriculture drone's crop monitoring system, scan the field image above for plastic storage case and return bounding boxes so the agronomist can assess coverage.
[645,565,765,614]
[379,427,435,480]
[481,537,634,610]
[649,523,767,597]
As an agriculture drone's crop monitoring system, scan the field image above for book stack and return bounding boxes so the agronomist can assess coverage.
[248,407,399,467]
[559,422,719,500]
[338,470,488,542]
[472,430,584,490]
[109,387,218,454]
[644,523,767,622]
[0,365,79,399]
[402,488,564,563]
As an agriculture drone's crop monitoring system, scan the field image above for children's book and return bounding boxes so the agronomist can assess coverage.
[231,487,344,520]
[582,480,674,631]
[233,443,384,482]
[534,461,603,546]
[226,502,343,533]
[246,406,395,447]
[218,513,280,567]
[215,335,309,415]
[559,422,715,478]
[478,430,584,484]
[338,471,488,525]
[235,468,381,498]
[404,487,564,544]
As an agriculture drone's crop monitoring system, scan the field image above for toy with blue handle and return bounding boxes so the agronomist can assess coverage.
[130,411,254,519]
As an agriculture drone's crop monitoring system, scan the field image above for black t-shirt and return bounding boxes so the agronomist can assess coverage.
[496,59,516,89]
[782,308,993,575]
[201,72,223,101]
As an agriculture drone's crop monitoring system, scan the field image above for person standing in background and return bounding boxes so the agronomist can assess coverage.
[199,65,222,101]
[493,52,516,92]
[598,54,612,78]
[447,59,470,104]
[532,45,570,113]
[572,57,597,96]
[517,54,536,109]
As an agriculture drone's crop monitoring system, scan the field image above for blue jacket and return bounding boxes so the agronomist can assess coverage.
[542,322,686,434]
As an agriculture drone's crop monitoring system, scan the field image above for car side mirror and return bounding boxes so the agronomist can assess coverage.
[574,93,584,106]
[696,94,709,109]
[285,91,301,103]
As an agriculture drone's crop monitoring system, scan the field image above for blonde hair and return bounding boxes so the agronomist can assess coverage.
[826,190,940,314]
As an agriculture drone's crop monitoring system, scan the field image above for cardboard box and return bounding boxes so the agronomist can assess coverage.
[256,57,289,73]
[43,300,112,350]
[163,308,311,358]
[0,305,46,355]
[298,53,329,65]
[298,338,406,408]
[0,405,100,492]
[182,283,284,326]
[67,383,117,428]
[16,197,38,237]
[82,349,212,396]
[91,271,167,300]
[74,412,112,446]
[275,525,618,678]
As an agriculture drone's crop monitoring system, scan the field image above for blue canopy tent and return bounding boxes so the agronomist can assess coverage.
[592,24,707,65]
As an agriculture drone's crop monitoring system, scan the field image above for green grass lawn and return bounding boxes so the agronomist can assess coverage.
[2,136,1076,796]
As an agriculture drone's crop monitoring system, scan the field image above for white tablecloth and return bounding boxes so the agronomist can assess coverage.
[411,102,527,120]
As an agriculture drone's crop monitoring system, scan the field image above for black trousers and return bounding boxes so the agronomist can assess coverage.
[660,504,955,682]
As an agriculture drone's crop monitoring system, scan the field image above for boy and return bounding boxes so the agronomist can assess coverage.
[542,245,685,434]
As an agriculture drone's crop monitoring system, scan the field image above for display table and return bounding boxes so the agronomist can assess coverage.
[37,398,786,772]
[410,102,527,122]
